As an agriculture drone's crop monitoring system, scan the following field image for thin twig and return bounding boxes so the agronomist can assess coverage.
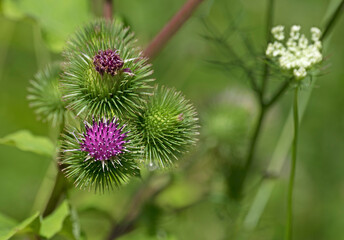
[265,77,292,108]
[260,0,275,102]
[106,174,173,240]
[202,19,259,92]
[244,106,266,174]
[143,0,205,60]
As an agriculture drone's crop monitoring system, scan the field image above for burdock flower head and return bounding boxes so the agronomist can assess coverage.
[93,49,124,76]
[62,19,154,118]
[27,63,67,126]
[80,118,128,160]
[61,117,140,192]
[266,25,323,80]
[133,86,199,168]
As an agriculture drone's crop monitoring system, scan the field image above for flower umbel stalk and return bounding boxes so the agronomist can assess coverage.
[286,86,299,240]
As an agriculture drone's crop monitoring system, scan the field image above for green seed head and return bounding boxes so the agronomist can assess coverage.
[144,108,177,136]
[134,86,199,168]
[27,63,66,126]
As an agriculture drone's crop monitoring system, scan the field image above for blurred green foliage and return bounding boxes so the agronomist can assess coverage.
[0,0,343,239]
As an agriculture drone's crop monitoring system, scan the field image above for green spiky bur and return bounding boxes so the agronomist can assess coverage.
[61,117,141,192]
[134,86,199,168]
[62,19,154,118]
[27,63,66,126]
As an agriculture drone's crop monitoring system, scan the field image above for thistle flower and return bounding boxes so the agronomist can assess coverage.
[93,49,124,76]
[61,117,141,192]
[27,63,66,126]
[62,19,154,118]
[133,86,199,168]
[80,118,128,160]
[266,25,323,80]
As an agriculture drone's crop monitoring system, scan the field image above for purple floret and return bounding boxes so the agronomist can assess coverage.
[93,49,124,76]
[80,118,128,161]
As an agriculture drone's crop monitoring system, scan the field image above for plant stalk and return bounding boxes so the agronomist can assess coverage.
[42,118,68,217]
[104,0,113,20]
[286,87,299,240]
[143,0,205,60]
[238,0,275,195]
[107,174,173,240]
[243,0,344,231]
[244,105,266,175]
[320,0,344,41]
[42,169,67,217]
[260,0,275,99]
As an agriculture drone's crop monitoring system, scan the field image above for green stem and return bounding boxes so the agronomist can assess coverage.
[265,77,293,108]
[244,105,266,174]
[244,0,275,172]
[42,117,68,217]
[244,0,344,232]
[286,87,299,240]
[260,0,275,100]
[42,170,68,217]
[238,0,275,195]
[234,106,266,198]
[320,0,344,41]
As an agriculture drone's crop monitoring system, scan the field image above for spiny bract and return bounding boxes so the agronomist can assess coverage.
[134,86,199,168]
[27,63,66,126]
[61,117,141,192]
[61,19,154,118]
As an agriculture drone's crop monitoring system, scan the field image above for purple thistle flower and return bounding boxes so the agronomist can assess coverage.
[80,118,129,161]
[93,49,124,76]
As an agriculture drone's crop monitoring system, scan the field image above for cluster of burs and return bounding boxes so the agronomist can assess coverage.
[28,20,199,192]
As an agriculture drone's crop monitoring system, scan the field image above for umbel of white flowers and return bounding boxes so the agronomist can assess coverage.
[266,25,323,79]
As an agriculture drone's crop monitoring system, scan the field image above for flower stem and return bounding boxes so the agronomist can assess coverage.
[266,77,293,108]
[260,0,275,99]
[42,117,68,217]
[42,169,68,217]
[286,87,299,240]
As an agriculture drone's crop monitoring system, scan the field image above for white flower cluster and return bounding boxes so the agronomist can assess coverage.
[266,25,323,79]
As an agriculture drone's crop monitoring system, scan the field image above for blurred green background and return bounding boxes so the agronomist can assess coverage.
[0,0,343,239]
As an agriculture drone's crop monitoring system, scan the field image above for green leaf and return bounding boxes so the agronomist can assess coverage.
[53,205,83,240]
[40,200,70,239]
[0,130,55,157]
[1,0,92,52]
[0,212,40,240]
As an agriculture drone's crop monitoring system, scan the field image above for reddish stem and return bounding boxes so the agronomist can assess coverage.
[104,0,113,20]
[143,0,205,60]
